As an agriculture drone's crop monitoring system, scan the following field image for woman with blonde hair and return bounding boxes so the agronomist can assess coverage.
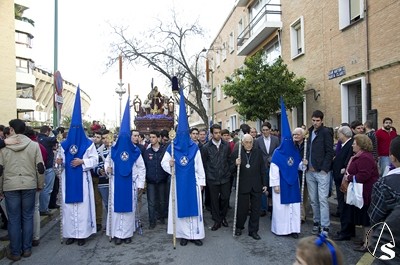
[294,234,344,265]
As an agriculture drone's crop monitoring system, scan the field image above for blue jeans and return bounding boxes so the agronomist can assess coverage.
[146,182,168,224]
[98,184,109,213]
[378,156,391,177]
[5,189,36,256]
[306,171,330,228]
[39,168,55,212]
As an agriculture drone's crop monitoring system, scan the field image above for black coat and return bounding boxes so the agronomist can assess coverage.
[201,140,231,185]
[332,138,354,184]
[306,126,334,172]
[231,147,266,193]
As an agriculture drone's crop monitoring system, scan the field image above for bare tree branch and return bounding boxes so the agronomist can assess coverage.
[107,11,209,128]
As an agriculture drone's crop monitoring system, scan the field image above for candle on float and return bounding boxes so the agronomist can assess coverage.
[119,55,122,80]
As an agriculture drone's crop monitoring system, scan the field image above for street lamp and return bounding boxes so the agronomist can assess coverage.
[203,85,211,115]
[115,83,126,124]
[133,95,141,113]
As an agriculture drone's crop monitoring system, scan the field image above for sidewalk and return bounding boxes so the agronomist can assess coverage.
[0,208,60,260]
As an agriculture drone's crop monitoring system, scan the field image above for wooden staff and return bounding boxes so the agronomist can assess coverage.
[301,131,309,203]
[169,128,177,249]
[233,130,244,237]
[105,132,114,242]
[55,132,64,244]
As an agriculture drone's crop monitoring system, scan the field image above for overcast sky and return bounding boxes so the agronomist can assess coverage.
[25,0,234,126]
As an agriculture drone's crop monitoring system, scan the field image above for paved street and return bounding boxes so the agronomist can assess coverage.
[0,193,367,265]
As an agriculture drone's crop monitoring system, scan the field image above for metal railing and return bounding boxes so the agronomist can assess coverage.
[237,3,281,47]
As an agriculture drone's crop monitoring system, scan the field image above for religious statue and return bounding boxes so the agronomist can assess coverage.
[149,86,163,114]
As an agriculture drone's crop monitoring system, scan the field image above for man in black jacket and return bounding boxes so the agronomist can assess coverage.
[201,124,231,231]
[305,110,334,236]
[143,131,169,229]
[332,125,355,241]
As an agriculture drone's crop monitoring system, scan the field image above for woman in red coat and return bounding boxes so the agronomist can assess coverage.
[341,134,379,252]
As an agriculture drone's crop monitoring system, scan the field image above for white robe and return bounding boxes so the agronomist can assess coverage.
[105,154,146,239]
[161,151,206,240]
[61,143,98,239]
[269,162,301,235]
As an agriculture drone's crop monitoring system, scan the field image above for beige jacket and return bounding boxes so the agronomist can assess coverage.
[0,134,44,193]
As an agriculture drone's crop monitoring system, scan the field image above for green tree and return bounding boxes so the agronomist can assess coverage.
[223,52,306,121]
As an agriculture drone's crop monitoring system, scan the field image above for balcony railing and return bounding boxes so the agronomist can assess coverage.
[237,3,282,47]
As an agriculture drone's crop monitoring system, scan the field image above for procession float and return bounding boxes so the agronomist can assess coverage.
[133,85,174,133]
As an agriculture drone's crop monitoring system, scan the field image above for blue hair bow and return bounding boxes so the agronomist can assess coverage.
[315,233,337,265]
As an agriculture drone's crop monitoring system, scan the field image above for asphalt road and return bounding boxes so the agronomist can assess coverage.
[0,192,367,265]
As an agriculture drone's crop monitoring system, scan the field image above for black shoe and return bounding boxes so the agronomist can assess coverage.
[49,204,61,209]
[124,237,132,244]
[221,218,228,227]
[32,239,40,247]
[180,238,188,246]
[96,224,102,232]
[211,222,221,231]
[77,239,86,246]
[65,238,75,245]
[333,234,351,241]
[40,211,52,216]
[22,250,32,258]
[249,232,261,240]
[149,223,156,229]
[353,245,368,252]
[6,253,21,261]
[235,228,242,236]
[260,210,267,217]
[291,233,299,239]
[0,234,9,241]
[331,212,340,218]
[191,239,203,246]
[114,237,122,245]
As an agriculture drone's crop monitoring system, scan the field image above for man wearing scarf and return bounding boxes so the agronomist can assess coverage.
[161,86,206,247]
[58,88,98,246]
[105,98,145,245]
[270,98,302,238]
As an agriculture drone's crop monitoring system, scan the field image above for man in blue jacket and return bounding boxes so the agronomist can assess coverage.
[143,131,169,229]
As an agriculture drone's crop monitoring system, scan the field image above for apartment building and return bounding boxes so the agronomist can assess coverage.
[206,0,283,132]
[206,0,399,132]
[0,0,18,125]
[0,0,91,127]
[281,0,399,129]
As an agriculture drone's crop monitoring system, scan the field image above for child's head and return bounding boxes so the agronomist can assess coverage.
[294,234,344,265]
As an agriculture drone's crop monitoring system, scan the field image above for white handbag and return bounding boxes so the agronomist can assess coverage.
[346,176,364,209]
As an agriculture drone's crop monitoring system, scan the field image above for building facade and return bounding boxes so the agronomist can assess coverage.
[205,0,399,132]
[0,0,18,125]
[0,0,91,127]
